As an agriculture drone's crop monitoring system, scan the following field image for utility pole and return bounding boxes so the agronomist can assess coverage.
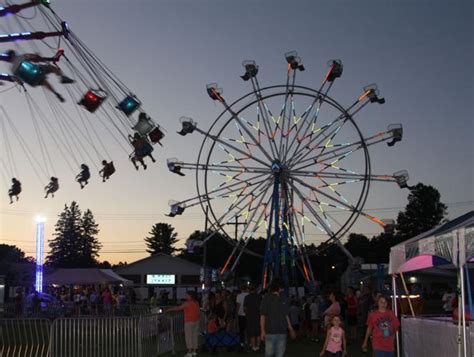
[226,215,247,241]
[202,205,209,288]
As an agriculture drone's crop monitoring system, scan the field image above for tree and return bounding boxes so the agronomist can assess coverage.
[47,202,102,268]
[344,233,371,261]
[0,244,35,287]
[145,223,178,255]
[395,183,447,242]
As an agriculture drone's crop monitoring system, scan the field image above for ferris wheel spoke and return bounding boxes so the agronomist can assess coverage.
[277,71,297,160]
[287,93,373,167]
[284,81,336,165]
[249,77,280,158]
[291,175,387,229]
[213,178,273,234]
[176,173,269,208]
[286,112,349,167]
[194,126,270,167]
[178,162,270,174]
[215,96,275,163]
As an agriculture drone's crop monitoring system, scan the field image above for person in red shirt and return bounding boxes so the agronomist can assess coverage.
[362,295,400,357]
[345,287,358,341]
[167,291,201,357]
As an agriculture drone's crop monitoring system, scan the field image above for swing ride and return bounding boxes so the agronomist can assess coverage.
[0,0,165,203]
[167,52,411,288]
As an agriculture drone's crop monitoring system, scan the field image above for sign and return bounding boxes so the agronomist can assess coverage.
[146,274,175,285]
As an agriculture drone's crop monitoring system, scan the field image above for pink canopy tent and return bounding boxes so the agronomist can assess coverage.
[397,254,451,273]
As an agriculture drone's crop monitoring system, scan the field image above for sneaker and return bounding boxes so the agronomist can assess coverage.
[61,76,75,84]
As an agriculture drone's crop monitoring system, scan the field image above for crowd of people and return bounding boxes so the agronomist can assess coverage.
[13,285,138,317]
[169,280,400,357]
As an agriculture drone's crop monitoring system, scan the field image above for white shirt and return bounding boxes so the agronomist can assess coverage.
[236,292,249,316]
[442,292,455,311]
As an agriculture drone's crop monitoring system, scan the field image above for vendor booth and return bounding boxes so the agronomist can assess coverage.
[389,211,474,357]
[45,268,133,286]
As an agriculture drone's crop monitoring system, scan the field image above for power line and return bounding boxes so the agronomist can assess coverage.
[1,200,472,220]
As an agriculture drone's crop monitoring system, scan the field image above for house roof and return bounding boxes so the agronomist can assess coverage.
[115,253,202,275]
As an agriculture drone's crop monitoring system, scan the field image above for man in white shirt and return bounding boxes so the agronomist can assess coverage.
[236,285,249,346]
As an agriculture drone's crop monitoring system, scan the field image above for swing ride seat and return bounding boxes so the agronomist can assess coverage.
[77,170,90,182]
[133,113,154,136]
[79,89,107,113]
[14,60,46,86]
[148,126,164,144]
[102,162,116,177]
[9,186,21,195]
[117,95,140,116]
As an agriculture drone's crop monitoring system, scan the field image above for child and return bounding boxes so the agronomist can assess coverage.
[320,315,346,357]
[362,295,400,357]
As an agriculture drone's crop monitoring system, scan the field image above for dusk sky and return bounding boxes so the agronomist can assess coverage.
[1,0,472,264]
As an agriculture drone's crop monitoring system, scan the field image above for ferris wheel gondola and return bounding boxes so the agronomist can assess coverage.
[167,52,411,288]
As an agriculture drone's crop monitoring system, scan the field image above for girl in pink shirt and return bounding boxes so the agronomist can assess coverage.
[320,315,347,357]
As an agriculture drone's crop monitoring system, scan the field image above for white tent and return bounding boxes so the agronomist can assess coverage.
[389,211,474,357]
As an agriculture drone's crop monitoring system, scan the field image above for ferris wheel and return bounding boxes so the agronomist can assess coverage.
[167,52,410,288]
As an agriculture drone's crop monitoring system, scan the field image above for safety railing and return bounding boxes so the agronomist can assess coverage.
[0,311,186,356]
[0,318,51,357]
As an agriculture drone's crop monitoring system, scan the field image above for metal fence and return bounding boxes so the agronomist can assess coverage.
[0,312,184,357]
[0,302,152,319]
[0,318,51,357]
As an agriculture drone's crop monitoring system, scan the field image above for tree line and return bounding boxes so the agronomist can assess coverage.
[1,182,448,285]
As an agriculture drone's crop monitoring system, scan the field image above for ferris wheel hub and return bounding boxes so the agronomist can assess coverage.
[271,160,283,173]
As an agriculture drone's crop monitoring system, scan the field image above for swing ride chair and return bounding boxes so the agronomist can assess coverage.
[166,52,410,289]
[0,0,165,202]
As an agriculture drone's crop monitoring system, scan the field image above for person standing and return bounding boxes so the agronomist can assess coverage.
[260,279,296,357]
[442,287,455,314]
[323,292,341,328]
[236,285,249,347]
[320,315,347,357]
[310,296,321,341]
[362,295,400,357]
[167,291,201,357]
[244,285,262,352]
[345,287,358,341]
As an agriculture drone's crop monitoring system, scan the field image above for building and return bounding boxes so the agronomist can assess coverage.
[115,254,202,302]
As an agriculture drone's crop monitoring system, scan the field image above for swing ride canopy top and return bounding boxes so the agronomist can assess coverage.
[389,210,474,274]
[167,53,410,286]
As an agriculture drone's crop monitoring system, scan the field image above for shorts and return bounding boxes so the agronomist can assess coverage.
[374,351,394,357]
[325,352,342,357]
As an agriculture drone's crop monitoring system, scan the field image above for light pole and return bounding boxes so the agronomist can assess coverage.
[35,216,46,294]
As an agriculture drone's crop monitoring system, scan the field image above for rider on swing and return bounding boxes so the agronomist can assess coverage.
[5,49,74,102]
[8,178,21,204]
